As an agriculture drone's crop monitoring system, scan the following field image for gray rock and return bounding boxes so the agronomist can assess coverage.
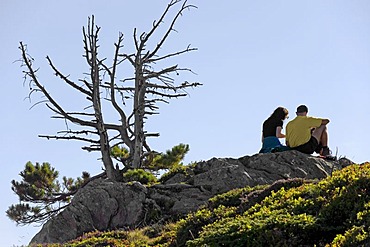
[162,172,189,184]
[30,150,342,244]
[30,179,147,244]
[185,151,337,194]
[149,183,212,216]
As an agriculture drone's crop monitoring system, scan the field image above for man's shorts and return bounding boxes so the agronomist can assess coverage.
[292,136,322,154]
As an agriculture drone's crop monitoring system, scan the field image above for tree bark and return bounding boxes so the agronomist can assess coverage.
[132,62,145,168]
[88,18,116,179]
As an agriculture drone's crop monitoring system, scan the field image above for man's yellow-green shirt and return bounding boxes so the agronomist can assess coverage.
[286,116,323,148]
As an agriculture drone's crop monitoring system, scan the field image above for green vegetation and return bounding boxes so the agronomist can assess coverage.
[7,162,89,225]
[8,144,190,225]
[30,162,370,247]
[123,169,157,185]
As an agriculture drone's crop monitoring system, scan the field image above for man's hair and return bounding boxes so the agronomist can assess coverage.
[296,105,308,113]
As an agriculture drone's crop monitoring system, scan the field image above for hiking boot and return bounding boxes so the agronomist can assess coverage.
[324,155,337,161]
[321,147,337,161]
[321,147,331,156]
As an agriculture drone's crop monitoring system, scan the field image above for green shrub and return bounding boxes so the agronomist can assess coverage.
[123,169,157,185]
[34,230,130,247]
[208,185,267,209]
[186,163,370,246]
[153,184,266,246]
[187,211,319,247]
[329,200,370,246]
[330,225,370,247]
[159,162,196,183]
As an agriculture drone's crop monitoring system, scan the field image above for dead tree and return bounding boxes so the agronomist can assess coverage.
[20,0,201,180]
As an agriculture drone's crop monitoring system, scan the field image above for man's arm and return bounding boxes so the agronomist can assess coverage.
[321,119,330,125]
[285,123,290,147]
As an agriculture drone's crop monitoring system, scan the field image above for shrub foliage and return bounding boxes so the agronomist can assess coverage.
[7,162,89,225]
[8,144,190,225]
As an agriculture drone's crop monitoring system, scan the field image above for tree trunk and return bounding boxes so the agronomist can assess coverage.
[132,66,146,168]
[90,35,116,180]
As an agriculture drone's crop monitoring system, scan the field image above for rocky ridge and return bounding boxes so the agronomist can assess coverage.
[30,150,350,244]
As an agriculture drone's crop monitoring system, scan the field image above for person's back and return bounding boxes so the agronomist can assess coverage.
[263,117,283,138]
[285,105,332,157]
[259,107,289,153]
[286,115,322,148]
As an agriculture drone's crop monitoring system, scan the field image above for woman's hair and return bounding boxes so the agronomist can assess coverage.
[269,107,289,120]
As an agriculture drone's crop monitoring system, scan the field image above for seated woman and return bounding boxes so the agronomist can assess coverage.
[259,107,290,153]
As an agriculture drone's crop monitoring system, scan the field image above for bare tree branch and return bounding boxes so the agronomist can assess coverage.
[20,43,97,129]
[19,0,200,175]
[148,45,197,63]
[14,1,200,226]
[57,130,98,136]
[39,134,100,144]
[46,56,92,96]
[144,0,197,61]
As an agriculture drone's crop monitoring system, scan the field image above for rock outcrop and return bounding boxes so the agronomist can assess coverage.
[30,151,348,244]
[29,179,148,244]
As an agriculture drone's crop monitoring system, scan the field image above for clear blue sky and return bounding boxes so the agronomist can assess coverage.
[1,0,370,246]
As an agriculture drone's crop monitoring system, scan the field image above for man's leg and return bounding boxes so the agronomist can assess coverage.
[312,125,331,156]
[311,125,327,145]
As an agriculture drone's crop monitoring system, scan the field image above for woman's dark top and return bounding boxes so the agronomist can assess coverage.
[262,118,283,138]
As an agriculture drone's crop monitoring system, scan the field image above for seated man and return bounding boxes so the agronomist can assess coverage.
[286,105,332,157]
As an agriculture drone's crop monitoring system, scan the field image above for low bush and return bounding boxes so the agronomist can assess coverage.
[123,169,157,185]
[186,162,370,247]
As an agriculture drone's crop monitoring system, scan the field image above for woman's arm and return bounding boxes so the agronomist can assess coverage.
[276,126,285,138]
